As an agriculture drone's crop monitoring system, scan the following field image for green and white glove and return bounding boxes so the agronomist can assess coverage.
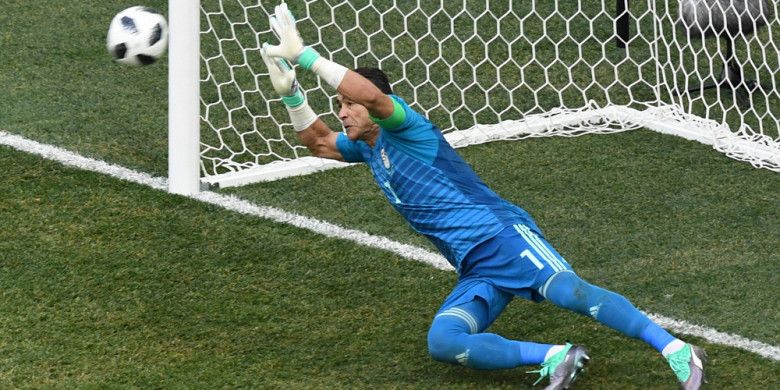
[261,43,317,132]
[261,43,304,107]
[264,3,305,63]
[264,2,348,90]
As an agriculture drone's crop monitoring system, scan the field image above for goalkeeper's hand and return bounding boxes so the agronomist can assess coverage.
[261,43,304,108]
[264,2,305,63]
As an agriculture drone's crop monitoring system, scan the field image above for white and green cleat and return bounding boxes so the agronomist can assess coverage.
[667,344,707,389]
[529,343,590,390]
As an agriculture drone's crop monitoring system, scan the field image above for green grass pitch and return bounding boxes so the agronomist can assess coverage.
[1,0,778,388]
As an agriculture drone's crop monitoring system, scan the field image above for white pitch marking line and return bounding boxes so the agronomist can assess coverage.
[2,130,778,361]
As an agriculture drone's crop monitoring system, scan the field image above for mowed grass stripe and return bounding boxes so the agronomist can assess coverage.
[0,130,450,270]
[230,129,780,345]
[0,144,448,388]
[4,129,778,359]
[1,134,778,389]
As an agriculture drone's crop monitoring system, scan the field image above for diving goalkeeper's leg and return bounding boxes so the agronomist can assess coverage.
[427,297,553,369]
[428,295,589,389]
[542,270,705,388]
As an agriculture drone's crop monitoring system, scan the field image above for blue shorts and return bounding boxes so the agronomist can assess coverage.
[435,224,573,329]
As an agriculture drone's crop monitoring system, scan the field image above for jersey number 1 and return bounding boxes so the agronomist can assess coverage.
[520,249,544,270]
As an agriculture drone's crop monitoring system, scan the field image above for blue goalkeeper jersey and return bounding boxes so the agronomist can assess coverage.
[336,95,540,272]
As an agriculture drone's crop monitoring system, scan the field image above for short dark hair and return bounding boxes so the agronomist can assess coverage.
[354,67,393,95]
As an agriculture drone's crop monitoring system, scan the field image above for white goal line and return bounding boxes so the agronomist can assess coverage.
[1,129,778,362]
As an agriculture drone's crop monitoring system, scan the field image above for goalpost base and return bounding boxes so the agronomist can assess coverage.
[202,156,352,189]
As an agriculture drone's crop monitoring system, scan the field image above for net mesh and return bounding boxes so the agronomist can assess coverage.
[198,0,779,184]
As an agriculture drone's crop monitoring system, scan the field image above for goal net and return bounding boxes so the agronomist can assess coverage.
[185,0,779,189]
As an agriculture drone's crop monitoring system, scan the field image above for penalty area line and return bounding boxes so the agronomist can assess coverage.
[1,129,778,361]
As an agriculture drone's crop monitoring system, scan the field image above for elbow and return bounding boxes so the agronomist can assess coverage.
[310,138,328,157]
[311,148,329,158]
[309,137,334,159]
[297,126,341,160]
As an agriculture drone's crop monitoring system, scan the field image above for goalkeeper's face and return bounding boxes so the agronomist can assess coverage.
[338,94,379,142]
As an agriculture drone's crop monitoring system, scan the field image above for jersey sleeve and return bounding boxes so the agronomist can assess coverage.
[335,132,367,163]
[381,95,424,134]
[380,96,440,164]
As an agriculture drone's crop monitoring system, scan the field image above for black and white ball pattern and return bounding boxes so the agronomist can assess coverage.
[107,6,168,66]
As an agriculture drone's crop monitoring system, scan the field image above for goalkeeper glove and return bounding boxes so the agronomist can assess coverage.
[261,44,317,132]
[261,43,304,107]
[264,2,304,63]
[264,2,347,90]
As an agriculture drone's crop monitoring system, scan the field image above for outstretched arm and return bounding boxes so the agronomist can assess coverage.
[264,2,395,121]
[260,45,344,161]
[336,70,395,121]
[297,118,343,160]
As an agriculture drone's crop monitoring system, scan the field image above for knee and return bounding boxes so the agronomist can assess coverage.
[427,326,459,364]
[427,317,469,364]
[427,334,453,363]
[545,271,592,313]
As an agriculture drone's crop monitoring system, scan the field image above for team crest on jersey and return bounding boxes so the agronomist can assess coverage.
[380,147,392,170]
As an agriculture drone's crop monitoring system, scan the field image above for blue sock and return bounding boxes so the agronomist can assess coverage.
[639,321,678,354]
[427,299,553,369]
[543,271,675,353]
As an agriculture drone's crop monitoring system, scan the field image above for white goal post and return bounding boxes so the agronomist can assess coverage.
[168,0,201,195]
[168,0,779,194]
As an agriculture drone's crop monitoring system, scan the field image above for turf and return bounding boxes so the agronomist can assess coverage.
[228,129,780,345]
[0,0,778,388]
[1,145,778,389]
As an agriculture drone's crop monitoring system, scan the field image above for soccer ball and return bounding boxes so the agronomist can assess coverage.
[107,6,168,66]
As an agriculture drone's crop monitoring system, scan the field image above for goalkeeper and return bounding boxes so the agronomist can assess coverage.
[261,3,705,389]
